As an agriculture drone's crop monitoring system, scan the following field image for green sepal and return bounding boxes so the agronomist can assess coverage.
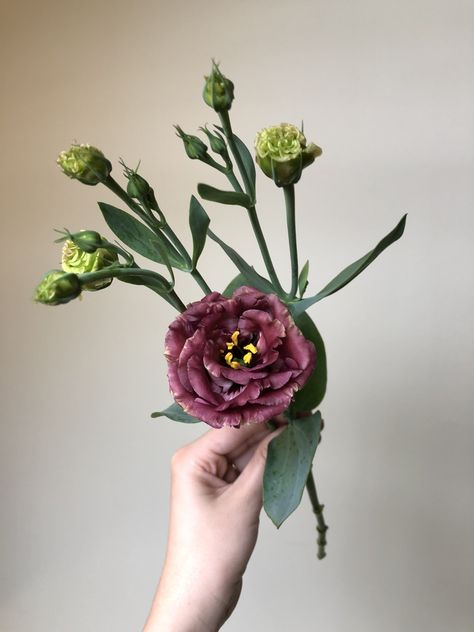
[189,195,210,269]
[208,231,277,296]
[197,183,251,208]
[291,214,407,316]
[263,411,322,528]
[298,260,310,297]
[291,312,327,412]
[99,202,187,270]
[151,402,201,423]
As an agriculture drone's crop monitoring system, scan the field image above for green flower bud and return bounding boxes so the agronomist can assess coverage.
[203,62,234,112]
[66,230,104,253]
[62,238,118,291]
[199,126,230,166]
[255,123,322,187]
[34,270,81,306]
[57,143,112,186]
[174,126,208,161]
[127,172,151,200]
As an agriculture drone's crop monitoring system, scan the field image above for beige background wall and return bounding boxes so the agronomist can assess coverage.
[1,1,473,630]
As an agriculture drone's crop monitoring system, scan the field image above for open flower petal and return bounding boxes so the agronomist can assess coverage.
[165,287,316,428]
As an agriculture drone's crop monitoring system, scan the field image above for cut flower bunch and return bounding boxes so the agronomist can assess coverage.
[34,62,406,559]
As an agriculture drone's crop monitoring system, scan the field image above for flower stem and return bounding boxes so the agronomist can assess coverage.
[218,110,252,196]
[247,206,286,297]
[225,169,244,193]
[79,267,186,312]
[190,270,212,295]
[305,469,328,560]
[104,176,149,222]
[104,177,212,296]
[283,185,298,299]
[221,155,286,296]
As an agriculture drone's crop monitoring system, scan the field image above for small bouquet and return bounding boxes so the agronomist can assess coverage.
[34,62,406,559]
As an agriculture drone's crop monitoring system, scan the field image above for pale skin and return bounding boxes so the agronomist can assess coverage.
[143,420,285,632]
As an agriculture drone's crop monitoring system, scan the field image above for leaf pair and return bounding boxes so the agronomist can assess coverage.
[198,132,257,207]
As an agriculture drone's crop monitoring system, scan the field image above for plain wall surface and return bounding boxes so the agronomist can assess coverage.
[1,1,473,630]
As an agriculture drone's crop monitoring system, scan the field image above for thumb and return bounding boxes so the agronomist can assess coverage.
[233,425,285,498]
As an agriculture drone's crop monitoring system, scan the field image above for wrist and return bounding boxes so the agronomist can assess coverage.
[143,557,239,632]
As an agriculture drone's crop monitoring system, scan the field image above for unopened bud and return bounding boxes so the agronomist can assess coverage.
[34,270,81,306]
[203,62,234,112]
[57,143,112,186]
[174,126,208,161]
[66,230,104,253]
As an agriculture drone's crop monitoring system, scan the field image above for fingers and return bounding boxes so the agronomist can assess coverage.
[192,421,275,460]
[232,425,286,498]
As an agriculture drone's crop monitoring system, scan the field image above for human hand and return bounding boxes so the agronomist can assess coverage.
[143,421,285,632]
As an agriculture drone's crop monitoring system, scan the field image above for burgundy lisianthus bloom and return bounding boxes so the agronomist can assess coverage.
[165,286,316,428]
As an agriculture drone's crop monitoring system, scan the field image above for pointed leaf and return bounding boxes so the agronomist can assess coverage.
[291,214,407,316]
[222,273,247,297]
[291,313,327,412]
[264,412,322,527]
[151,402,201,423]
[197,183,251,208]
[116,270,171,294]
[189,195,210,269]
[99,202,187,270]
[208,230,277,295]
[298,260,310,298]
[231,133,256,201]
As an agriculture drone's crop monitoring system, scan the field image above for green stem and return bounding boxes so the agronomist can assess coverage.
[284,185,298,299]
[191,270,212,295]
[247,206,286,297]
[105,177,212,296]
[79,267,186,312]
[218,110,253,196]
[160,224,192,269]
[224,165,286,297]
[306,469,328,560]
[104,176,149,222]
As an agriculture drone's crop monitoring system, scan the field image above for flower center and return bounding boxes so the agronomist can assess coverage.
[222,330,258,369]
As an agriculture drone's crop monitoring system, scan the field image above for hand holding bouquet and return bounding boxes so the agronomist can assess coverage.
[34,61,406,558]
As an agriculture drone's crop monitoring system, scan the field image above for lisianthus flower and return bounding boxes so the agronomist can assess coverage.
[34,270,81,306]
[165,286,316,428]
[61,236,118,291]
[255,123,322,187]
[57,143,111,185]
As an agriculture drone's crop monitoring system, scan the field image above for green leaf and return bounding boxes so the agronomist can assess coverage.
[291,313,327,412]
[263,412,322,528]
[116,270,170,294]
[291,214,407,316]
[298,260,310,298]
[197,183,251,208]
[208,230,277,295]
[222,273,247,297]
[151,402,201,423]
[231,133,256,201]
[99,202,187,270]
[189,195,210,269]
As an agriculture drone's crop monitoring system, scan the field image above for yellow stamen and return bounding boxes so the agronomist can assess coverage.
[224,351,240,369]
[231,330,240,346]
[243,343,257,354]
[243,352,253,365]
[226,342,234,350]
